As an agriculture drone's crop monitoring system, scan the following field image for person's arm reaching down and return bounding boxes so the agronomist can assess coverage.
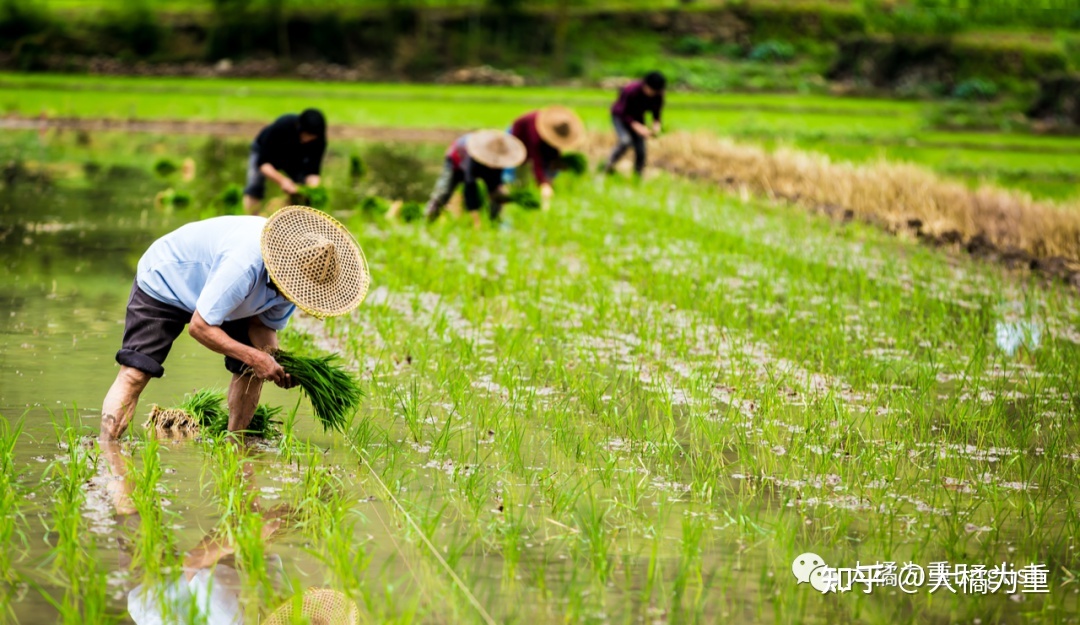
[652,92,663,134]
[259,162,298,194]
[188,311,289,386]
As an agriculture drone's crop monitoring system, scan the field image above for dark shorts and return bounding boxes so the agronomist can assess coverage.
[116,282,254,378]
[243,147,266,200]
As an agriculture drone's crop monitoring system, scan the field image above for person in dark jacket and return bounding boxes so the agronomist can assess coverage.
[243,109,327,214]
[505,106,585,211]
[604,71,666,177]
[426,130,527,228]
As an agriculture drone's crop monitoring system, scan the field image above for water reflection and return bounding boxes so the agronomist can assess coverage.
[100,441,299,625]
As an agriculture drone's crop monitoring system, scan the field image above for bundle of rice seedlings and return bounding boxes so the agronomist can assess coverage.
[155,188,193,209]
[144,389,281,438]
[349,154,367,181]
[178,388,228,430]
[153,157,178,178]
[360,195,391,215]
[508,187,541,210]
[290,185,330,210]
[560,152,588,176]
[218,183,244,211]
[399,201,424,222]
[274,351,363,432]
[247,403,284,436]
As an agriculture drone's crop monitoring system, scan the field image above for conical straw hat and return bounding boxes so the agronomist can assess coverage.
[465,130,527,169]
[261,206,370,319]
[264,588,361,625]
[535,106,585,152]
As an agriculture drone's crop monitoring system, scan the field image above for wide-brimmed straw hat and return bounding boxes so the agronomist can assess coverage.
[465,130,527,169]
[264,588,361,625]
[535,106,585,152]
[261,206,370,319]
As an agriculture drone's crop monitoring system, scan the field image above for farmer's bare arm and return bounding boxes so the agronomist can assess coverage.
[631,121,651,137]
[304,174,320,187]
[247,318,296,388]
[188,311,287,385]
[258,162,298,194]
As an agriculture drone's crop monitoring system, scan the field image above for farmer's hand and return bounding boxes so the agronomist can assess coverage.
[652,121,662,136]
[279,178,299,195]
[540,183,553,211]
[250,351,287,385]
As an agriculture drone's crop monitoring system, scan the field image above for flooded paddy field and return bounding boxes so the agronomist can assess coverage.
[5,73,1080,201]
[2,128,1080,624]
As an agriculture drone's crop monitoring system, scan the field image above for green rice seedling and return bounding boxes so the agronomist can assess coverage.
[40,420,111,624]
[155,187,193,209]
[349,153,367,182]
[233,510,278,612]
[274,350,363,432]
[399,200,424,222]
[559,152,588,176]
[147,389,282,437]
[291,185,330,210]
[178,388,228,428]
[152,157,178,177]
[360,194,391,214]
[508,187,541,210]
[218,183,244,211]
[127,430,178,583]
[0,418,24,618]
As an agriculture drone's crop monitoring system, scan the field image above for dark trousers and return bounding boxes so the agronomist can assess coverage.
[607,115,646,174]
[426,158,503,221]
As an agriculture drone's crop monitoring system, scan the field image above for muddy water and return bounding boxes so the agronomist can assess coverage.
[0,161,360,623]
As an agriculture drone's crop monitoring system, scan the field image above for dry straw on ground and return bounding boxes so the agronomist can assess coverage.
[586,131,1080,270]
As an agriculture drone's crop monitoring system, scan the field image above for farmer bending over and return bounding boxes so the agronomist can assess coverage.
[604,71,666,177]
[99,206,369,441]
[426,130,527,227]
[243,109,328,214]
[506,106,585,211]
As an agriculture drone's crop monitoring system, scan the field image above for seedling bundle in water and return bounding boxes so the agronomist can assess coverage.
[145,389,282,437]
[290,185,330,210]
[508,188,542,210]
[274,350,363,432]
[561,152,588,176]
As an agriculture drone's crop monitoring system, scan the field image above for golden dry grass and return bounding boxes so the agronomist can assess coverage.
[585,131,1080,265]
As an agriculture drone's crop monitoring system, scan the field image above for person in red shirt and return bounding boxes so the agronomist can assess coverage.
[505,106,585,210]
[425,130,527,228]
[604,71,666,177]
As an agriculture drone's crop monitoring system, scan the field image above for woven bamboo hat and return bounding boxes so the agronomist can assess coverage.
[264,588,361,625]
[535,106,585,152]
[465,130,527,169]
[261,206,370,319]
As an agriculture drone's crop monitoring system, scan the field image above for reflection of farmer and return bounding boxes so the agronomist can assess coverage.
[244,109,327,214]
[505,106,585,211]
[604,71,666,177]
[425,130,527,228]
[100,443,289,625]
[99,207,370,441]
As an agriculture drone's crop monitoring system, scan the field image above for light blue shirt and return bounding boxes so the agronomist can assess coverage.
[136,216,295,330]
